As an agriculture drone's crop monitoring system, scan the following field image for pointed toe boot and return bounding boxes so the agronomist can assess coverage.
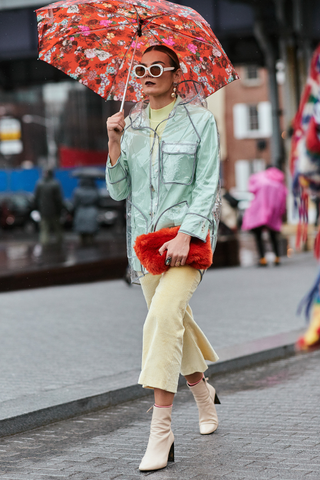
[188,377,219,435]
[139,405,174,472]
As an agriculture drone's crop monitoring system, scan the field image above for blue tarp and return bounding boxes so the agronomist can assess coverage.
[0,168,105,199]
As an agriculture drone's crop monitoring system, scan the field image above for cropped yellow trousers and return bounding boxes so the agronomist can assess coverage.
[138,265,219,394]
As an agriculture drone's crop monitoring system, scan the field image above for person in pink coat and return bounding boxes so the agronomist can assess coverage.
[242,167,288,266]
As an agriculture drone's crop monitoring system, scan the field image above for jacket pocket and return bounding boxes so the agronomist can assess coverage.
[161,141,198,185]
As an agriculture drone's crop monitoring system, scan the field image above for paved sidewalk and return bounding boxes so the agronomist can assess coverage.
[1,349,319,479]
[0,248,317,436]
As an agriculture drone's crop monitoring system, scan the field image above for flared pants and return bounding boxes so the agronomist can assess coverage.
[138,265,219,394]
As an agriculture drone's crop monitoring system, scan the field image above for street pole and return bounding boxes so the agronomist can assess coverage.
[254,18,285,170]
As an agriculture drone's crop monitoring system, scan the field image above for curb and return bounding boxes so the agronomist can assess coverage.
[0,329,303,438]
[0,256,128,293]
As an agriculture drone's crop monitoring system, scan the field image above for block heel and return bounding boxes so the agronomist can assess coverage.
[214,392,221,404]
[168,442,174,462]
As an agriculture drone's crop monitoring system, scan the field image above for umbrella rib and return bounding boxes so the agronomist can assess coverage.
[120,36,138,111]
[133,5,140,35]
[76,22,136,36]
[141,13,166,28]
[139,14,167,36]
[155,24,214,47]
[39,22,137,52]
[83,4,146,34]
[84,3,134,22]
[130,6,173,38]
[42,5,138,38]
[130,5,161,35]
[147,28,164,45]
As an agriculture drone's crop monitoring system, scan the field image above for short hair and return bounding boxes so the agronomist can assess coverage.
[142,45,180,71]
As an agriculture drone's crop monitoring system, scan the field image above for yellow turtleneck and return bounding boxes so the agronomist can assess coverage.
[149,99,176,140]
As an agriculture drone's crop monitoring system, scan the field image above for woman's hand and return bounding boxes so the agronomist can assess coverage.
[159,231,191,267]
[106,111,125,165]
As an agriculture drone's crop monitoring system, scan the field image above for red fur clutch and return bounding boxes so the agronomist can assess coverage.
[133,226,213,275]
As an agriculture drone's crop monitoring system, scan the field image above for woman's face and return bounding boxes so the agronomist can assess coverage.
[139,50,181,101]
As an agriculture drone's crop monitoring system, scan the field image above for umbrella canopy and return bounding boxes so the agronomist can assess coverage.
[36,0,239,103]
[71,167,105,179]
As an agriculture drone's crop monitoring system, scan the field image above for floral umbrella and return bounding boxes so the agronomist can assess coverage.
[36,0,239,108]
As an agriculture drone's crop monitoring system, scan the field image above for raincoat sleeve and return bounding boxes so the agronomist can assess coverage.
[179,115,220,241]
[248,173,259,194]
[105,134,131,201]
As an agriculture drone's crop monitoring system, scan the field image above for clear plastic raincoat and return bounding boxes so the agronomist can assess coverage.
[105,82,221,281]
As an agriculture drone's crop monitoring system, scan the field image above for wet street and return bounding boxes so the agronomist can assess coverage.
[0,228,126,276]
[0,227,128,291]
[0,349,319,479]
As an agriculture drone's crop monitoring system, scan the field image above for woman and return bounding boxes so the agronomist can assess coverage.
[106,45,220,471]
[241,167,287,266]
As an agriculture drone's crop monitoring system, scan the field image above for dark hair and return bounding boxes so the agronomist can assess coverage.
[44,168,54,179]
[142,45,180,71]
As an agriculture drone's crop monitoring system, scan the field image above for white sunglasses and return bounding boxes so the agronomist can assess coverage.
[133,64,175,78]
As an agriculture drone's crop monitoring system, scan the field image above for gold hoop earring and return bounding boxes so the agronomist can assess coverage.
[171,85,177,98]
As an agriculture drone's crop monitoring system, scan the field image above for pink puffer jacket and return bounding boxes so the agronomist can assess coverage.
[241,167,287,232]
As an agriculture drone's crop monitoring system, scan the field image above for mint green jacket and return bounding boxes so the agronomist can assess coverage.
[106,83,220,276]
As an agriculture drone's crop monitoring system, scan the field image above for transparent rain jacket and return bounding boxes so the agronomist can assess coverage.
[106,81,221,282]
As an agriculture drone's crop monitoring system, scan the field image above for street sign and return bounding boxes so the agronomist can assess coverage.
[0,117,23,155]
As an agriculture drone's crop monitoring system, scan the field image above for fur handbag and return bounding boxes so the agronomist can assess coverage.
[133,226,213,275]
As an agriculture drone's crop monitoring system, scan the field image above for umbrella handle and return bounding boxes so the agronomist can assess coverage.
[120,40,138,112]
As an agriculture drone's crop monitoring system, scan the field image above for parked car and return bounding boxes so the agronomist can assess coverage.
[0,188,125,232]
[0,192,74,231]
[0,192,34,229]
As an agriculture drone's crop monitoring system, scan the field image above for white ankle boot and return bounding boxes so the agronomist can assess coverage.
[188,377,220,434]
[139,405,174,472]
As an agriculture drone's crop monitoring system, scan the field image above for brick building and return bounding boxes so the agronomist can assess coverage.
[209,63,286,196]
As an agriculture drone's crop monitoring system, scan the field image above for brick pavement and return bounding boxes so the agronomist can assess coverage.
[0,251,315,410]
[0,350,320,479]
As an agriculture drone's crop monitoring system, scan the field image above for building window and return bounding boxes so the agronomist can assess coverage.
[234,159,266,192]
[248,105,259,131]
[242,65,262,86]
[233,102,272,139]
[246,65,259,80]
